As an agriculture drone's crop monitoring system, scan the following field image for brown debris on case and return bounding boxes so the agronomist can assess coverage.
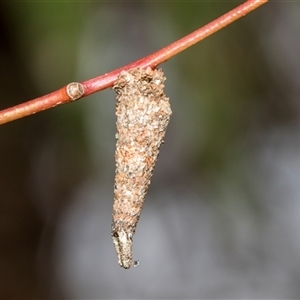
[112,67,172,269]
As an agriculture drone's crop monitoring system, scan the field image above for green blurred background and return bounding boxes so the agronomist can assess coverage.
[1,1,300,299]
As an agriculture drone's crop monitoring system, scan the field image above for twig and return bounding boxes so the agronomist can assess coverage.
[0,0,267,126]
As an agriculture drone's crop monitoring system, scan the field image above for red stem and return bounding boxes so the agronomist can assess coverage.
[0,0,267,125]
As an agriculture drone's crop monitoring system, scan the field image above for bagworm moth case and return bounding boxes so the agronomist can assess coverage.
[112,67,172,269]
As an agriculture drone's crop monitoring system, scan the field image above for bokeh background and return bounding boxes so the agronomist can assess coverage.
[1,1,300,299]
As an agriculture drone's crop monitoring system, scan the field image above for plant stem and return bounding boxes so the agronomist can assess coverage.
[0,0,267,126]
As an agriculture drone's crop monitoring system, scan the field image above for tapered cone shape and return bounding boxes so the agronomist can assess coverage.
[112,67,172,269]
